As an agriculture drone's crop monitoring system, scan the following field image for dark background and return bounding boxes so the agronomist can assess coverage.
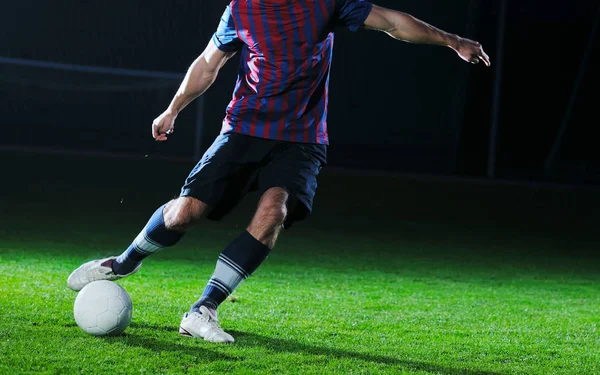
[1,0,598,184]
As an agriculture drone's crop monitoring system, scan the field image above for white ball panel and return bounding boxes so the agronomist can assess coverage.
[73,280,133,337]
[108,297,125,315]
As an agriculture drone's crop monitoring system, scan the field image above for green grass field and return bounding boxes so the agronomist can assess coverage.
[1,152,599,374]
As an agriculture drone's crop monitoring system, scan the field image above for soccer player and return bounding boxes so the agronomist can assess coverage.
[68,1,490,343]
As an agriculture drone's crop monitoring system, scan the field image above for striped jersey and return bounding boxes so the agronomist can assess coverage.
[212,0,373,145]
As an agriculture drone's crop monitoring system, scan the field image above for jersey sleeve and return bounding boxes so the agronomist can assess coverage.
[211,6,244,52]
[336,0,373,32]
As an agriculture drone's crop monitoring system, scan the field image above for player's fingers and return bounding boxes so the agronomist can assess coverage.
[481,55,490,67]
[155,134,167,141]
[152,123,159,139]
[474,53,489,66]
[481,50,491,66]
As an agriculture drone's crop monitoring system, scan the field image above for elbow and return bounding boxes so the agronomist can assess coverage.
[202,66,219,78]
[385,27,408,42]
[382,14,408,41]
[201,70,219,86]
[197,57,220,81]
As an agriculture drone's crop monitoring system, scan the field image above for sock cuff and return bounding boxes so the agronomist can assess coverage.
[145,204,168,232]
[242,230,271,252]
[221,231,271,275]
[192,297,219,312]
[145,204,183,246]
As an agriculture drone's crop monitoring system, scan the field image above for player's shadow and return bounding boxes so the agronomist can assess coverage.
[122,324,501,374]
[129,322,176,333]
[101,332,237,362]
[229,331,502,375]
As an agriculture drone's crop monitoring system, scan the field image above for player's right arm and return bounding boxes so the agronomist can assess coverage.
[152,42,236,141]
[152,5,243,141]
[362,5,490,66]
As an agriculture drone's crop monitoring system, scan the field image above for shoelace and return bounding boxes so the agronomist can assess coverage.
[95,265,113,276]
[199,312,224,331]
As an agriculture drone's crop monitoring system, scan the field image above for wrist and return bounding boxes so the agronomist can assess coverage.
[165,106,179,118]
[446,34,461,50]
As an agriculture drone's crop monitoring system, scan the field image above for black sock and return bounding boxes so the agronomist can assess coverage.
[191,231,271,311]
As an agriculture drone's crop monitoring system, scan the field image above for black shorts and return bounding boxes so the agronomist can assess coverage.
[180,132,327,228]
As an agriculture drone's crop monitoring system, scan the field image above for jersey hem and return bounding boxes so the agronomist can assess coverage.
[221,128,330,146]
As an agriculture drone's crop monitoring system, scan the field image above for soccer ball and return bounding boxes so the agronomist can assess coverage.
[73,280,133,336]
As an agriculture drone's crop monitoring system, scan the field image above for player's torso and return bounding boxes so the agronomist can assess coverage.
[229,0,336,96]
[224,0,337,144]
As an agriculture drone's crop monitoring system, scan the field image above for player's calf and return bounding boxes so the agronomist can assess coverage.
[247,187,288,247]
[189,188,287,315]
[112,197,208,274]
[163,196,208,232]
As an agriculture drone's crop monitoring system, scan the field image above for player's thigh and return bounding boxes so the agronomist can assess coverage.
[180,133,270,220]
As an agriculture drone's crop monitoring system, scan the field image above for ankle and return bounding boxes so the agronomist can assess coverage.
[191,300,218,317]
[101,258,114,270]
[206,306,217,317]
[110,257,141,276]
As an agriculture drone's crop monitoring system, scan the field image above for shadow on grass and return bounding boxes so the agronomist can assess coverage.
[129,322,176,333]
[230,331,501,375]
[128,323,500,374]
[101,333,237,362]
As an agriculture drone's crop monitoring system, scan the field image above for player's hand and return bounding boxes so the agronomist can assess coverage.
[452,37,491,67]
[152,110,177,141]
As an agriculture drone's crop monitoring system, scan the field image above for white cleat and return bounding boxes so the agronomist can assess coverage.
[67,256,141,291]
[179,306,235,343]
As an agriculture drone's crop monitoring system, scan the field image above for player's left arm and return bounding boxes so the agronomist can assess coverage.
[152,41,236,141]
[363,4,491,66]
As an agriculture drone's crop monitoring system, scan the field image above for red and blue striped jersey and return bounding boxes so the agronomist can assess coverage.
[212,0,373,145]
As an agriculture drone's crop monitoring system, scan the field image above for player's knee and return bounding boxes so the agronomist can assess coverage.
[163,197,206,231]
[255,199,287,228]
[266,204,288,226]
